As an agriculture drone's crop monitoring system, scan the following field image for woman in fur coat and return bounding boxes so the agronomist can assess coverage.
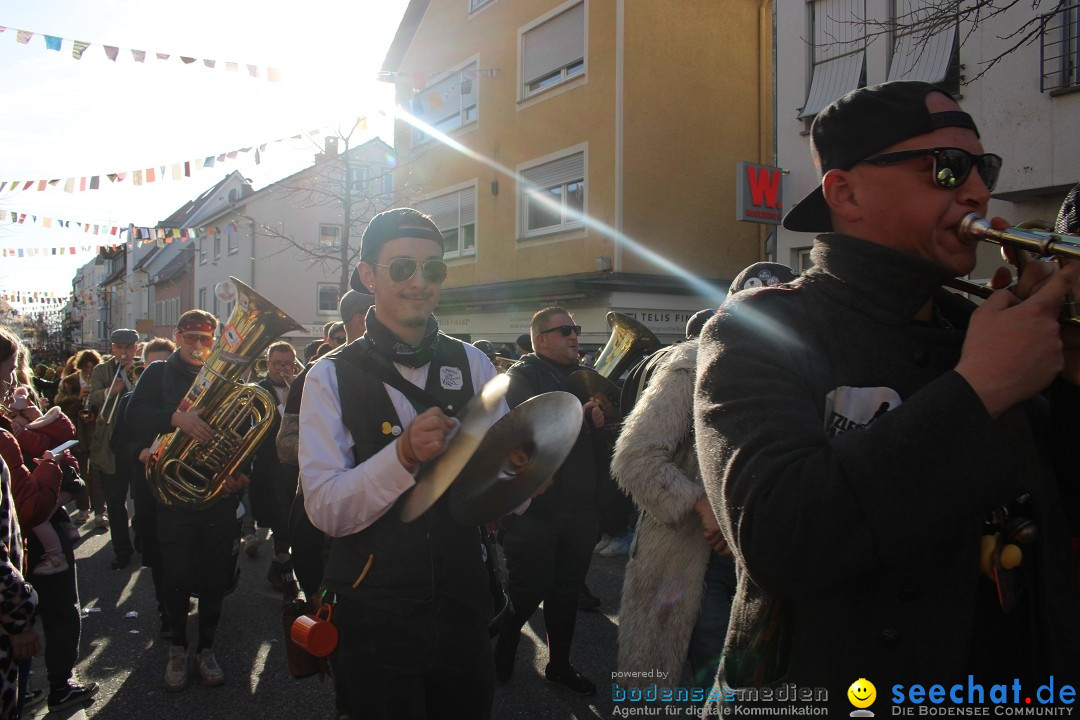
[611,331,735,690]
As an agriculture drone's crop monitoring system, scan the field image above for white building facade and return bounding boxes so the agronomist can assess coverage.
[775,1,1080,281]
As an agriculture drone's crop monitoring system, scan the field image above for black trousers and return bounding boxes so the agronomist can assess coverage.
[497,508,598,668]
[129,458,163,609]
[101,465,133,558]
[27,521,81,686]
[330,594,493,720]
[157,501,238,649]
[289,490,327,600]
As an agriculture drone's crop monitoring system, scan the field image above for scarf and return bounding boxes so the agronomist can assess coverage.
[363,306,441,368]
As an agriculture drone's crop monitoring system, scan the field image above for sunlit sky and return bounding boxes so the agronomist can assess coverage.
[0,0,410,306]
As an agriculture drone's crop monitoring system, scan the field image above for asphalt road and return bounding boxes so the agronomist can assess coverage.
[28,510,632,720]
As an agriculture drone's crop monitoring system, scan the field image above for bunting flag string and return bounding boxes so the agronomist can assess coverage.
[0,24,283,81]
[0,120,348,195]
[0,209,127,237]
[0,244,120,258]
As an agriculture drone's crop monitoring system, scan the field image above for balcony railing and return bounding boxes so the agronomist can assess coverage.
[1042,2,1080,93]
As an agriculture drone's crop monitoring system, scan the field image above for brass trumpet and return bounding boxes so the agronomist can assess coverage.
[945,213,1080,327]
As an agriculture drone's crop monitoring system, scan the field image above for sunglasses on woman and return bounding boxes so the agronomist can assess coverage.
[375,258,449,284]
[859,147,1002,192]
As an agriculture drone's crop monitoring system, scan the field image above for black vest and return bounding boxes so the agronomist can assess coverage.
[321,335,490,616]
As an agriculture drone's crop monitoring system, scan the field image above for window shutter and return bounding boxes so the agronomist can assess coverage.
[522,152,584,191]
[523,2,585,85]
[888,25,955,83]
[417,192,461,232]
[800,51,865,118]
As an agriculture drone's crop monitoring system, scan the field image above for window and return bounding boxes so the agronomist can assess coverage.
[469,0,494,13]
[800,0,867,118]
[349,166,369,193]
[521,2,585,99]
[317,284,339,313]
[198,238,207,265]
[227,226,239,255]
[411,61,478,143]
[520,150,585,238]
[213,293,219,317]
[1041,2,1080,93]
[198,287,207,310]
[213,235,221,261]
[794,248,815,272]
[154,300,163,326]
[381,171,394,198]
[888,0,959,92]
[320,224,342,249]
[416,186,477,258]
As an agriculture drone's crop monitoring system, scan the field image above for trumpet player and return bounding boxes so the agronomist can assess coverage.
[88,328,140,566]
[695,81,1080,712]
[126,310,248,692]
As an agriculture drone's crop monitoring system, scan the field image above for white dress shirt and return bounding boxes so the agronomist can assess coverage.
[299,342,504,537]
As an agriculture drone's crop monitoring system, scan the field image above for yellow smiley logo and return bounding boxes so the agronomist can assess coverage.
[847,678,876,709]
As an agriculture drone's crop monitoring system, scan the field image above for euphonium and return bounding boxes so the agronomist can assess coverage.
[146,277,304,509]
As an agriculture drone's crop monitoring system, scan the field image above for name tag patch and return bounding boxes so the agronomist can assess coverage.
[440,366,463,390]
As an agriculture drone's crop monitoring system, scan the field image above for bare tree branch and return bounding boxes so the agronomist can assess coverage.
[815,0,1066,84]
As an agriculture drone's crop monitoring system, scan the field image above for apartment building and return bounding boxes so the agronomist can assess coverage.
[190,138,395,343]
[776,1,1080,279]
[383,0,773,345]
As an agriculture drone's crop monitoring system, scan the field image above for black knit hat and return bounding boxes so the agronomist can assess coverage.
[359,207,443,265]
[728,262,798,297]
[783,81,980,233]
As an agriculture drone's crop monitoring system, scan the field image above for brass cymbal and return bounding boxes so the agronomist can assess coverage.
[449,391,582,525]
[565,369,621,422]
[399,373,510,523]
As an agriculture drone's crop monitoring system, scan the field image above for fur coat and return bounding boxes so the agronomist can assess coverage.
[611,339,711,686]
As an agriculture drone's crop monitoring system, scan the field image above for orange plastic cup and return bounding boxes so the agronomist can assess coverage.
[290,604,338,658]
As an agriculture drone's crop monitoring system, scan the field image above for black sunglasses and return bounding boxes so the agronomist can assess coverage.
[539,324,581,337]
[375,258,449,284]
[859,147,1002,192]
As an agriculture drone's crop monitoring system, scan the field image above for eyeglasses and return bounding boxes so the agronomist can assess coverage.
[859,147,1002,192]
[181,333,215,347]
[330,335,346,344]
[374,258,449,284]
[539,324,581,337]
[268,361,294,370]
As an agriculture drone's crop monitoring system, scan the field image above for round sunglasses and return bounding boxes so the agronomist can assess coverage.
[374,258,449,284]
[859,147,1002,192]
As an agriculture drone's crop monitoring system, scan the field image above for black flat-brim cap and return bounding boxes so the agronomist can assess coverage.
[782,81,980,233]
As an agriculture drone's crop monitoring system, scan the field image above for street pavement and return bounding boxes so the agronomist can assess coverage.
[27,509,632,720]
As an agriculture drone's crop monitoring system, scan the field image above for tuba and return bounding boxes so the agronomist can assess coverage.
[146,277,304,509]
[591,312,662,381]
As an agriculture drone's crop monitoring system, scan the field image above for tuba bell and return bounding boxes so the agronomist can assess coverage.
[145,277,304,509]
[591,312,662,381]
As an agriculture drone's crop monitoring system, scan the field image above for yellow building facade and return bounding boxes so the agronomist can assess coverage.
[384,0,773,346]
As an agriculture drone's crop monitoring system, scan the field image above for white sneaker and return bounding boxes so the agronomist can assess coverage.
[592,534,612,554]
[164,646,189,692]
[600,530,634,557]
[32,552,69,576]
[195,648,224,686]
